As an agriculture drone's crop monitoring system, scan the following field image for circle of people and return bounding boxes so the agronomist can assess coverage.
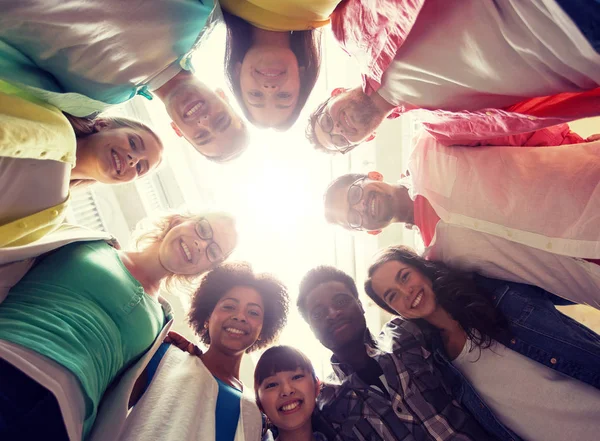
[1,1,599,441]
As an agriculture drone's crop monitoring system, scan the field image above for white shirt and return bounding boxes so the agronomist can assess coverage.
[116,346,262,441]
[378,0,600,110]
[453,338,600,441]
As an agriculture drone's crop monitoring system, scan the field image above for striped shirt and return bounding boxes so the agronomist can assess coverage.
[315,318,494,440]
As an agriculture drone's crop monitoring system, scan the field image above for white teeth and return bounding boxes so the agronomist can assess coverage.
[371,198,376,217]
[411,291,423,308]
[225,327,244,335]
[112,151,121,173]
[185,102,203,117]
[280,401,301,412]
[180,241,192,262]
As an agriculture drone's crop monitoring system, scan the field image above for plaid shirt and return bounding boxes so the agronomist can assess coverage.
[315,318,495,441]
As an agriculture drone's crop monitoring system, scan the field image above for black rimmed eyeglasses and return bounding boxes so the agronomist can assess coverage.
[316,111,359,155]
[346,177,367,230]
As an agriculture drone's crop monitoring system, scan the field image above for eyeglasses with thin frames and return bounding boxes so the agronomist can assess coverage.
[347,177,366,230]
[195,218,225,263]
[316,111,359,155]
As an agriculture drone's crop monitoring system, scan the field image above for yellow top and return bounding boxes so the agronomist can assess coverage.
[220,0,342,31]
[0,79,74,247]
[0,79,76,165]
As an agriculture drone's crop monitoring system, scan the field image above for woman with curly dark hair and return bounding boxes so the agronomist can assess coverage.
[120,262,289,441]
[364,245,600,441]
[221,0,342,130]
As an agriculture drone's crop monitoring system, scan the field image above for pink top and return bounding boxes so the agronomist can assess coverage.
[332,0,600,141]
[404,131,600,258]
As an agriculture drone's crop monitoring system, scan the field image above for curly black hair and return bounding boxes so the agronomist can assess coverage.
[188,262,289,353]
[364,246,508,349]
[297,265,359,322]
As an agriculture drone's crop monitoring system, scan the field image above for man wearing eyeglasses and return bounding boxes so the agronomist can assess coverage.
[307,0,600,155]
[322,129,600,308]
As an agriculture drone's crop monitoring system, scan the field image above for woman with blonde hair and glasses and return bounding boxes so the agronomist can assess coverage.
[0,211,238,441]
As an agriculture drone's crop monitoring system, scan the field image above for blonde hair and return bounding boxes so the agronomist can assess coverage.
[132,211,237,294]
[65,113,164,187]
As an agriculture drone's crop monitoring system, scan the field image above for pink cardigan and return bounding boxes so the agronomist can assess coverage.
[331,0,600,141]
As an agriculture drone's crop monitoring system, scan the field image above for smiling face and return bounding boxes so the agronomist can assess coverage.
[369,260,437,320]
[158,214,237,276]
[304,281,366,352]
[207,286,264,355]
[257,368,318,433]
[161,74,245,158]
[239,46,301,128]
[326,178,398,231]
[314,88,385,153]
[74,125,163,184]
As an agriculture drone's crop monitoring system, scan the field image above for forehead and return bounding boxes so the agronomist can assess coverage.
[204,215,237,254]
[191,103,244,157]
[220,285,264,308]
[247,104,295,128]
[325,185,352,227]
[371,261,412,291]
[305,280,353,309]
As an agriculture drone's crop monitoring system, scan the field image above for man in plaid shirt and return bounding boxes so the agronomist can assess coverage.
[298,266,495,441]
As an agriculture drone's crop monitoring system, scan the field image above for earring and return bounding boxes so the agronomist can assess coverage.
[203,322,208,329]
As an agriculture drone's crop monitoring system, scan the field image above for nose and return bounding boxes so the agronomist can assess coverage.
[127,153,139,168]
[262,83,279,92]
[401,284,414,299]
[197,115,210,127]
[231,314,248,323]
[280,380,295,397]
[193,239,207,259]
[326,306,342,322]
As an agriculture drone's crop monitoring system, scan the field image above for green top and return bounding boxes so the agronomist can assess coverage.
[0,241,164,437]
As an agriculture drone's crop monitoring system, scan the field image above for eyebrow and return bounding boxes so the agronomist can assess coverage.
[216,114,232,133]
[135,134,146,151]
[248,102,265,108]
[275,104,292,109]
[196,136,215,147]
[222,297,264,310]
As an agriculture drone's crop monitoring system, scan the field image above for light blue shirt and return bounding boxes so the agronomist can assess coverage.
[0,0,220,116]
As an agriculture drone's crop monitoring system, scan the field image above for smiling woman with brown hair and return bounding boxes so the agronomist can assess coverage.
[364,245,600,441]
[221,0,343,130]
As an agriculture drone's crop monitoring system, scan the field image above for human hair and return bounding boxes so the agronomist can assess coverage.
[188,262,289,352]
[323,173,368,224]
[306,96,333,153]
[254,345,316,402]
[364,246,508,349]
[201,120,249,163]
[297,265,359,322]
[132,211,236,292]
[64,113,163,187]
[223,11,322,130]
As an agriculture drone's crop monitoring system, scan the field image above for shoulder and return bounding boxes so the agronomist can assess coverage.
[379,317,428,347]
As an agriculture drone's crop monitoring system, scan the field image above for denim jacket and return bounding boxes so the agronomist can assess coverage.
[425,275,600,441]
